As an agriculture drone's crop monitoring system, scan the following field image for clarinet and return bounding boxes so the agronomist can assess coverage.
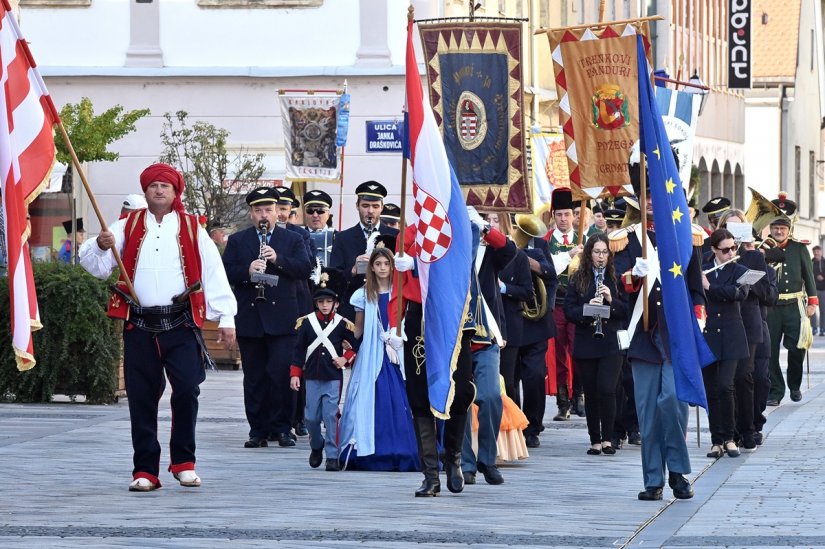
[255,220,269,303]
[593,266,605,339]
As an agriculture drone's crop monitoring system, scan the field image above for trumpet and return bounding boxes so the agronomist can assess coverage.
[593,266,605,339]
[255,220,269,302]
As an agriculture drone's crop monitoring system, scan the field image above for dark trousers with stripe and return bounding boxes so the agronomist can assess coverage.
[123,325,205,481]
[238,334,296,439]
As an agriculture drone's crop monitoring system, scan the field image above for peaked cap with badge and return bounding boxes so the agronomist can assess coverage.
[246,187,279,206]
[355,180,387,202]
[701,196,731,217]
[380,203,401,223]
[303,189,333,210]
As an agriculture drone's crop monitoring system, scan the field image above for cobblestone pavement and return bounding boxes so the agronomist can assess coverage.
[2,342,825,548]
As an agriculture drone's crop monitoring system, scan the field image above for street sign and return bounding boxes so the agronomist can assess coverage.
[365,120,403,153]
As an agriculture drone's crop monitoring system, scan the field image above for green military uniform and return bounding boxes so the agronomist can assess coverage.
[767,238,816,402]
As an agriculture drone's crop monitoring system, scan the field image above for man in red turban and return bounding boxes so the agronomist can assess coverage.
[139,163,186,213]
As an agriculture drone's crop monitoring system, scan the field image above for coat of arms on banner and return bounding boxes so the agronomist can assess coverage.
[418,22,530,213]
[279,94,342,182]
[546,23,652,201]
[530,130,570,212]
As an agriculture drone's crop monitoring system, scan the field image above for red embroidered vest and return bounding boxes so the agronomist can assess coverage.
[107,209,206,327]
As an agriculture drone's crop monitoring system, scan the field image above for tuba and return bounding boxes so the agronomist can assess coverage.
[513,214,550,321]
[745,187,786,235]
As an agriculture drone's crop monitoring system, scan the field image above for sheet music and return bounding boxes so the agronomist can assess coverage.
[737,269,765,286]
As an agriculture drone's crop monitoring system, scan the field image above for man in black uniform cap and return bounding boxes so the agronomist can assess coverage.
[303,189,336,267]
[380,203,402,230]
[328,180,398,320]
[222,187,312,448]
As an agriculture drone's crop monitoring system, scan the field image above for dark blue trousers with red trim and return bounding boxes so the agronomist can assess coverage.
[123,324,205,484]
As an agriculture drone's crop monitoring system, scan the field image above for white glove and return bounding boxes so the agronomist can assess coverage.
[631,257,659,279]
[385,346,401,365]
[466,205,487,231]
[387,331,406,352]
[394,253,414,272]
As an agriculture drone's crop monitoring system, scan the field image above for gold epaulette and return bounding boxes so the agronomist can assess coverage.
[568,252,582,276]
[691,224,707,247]
[608,225,634,253]
[344,319,356,332]
[294,315,307,331]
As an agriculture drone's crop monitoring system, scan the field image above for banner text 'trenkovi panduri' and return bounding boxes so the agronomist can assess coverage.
[578,53,633,78]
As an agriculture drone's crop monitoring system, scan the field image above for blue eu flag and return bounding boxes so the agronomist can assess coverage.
[636,35,715,409]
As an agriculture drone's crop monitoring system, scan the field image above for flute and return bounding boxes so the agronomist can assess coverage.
[702,255,739,275]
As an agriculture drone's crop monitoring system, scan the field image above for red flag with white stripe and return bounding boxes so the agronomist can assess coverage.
[0,0,59,371]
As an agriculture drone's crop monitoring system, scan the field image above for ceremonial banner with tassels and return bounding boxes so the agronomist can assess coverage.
[418,22,530,213]
[530,129,569,213]
[547,23,652,201]
[279,93,342,183]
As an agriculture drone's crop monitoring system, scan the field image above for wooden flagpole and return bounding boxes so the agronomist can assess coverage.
[54,122,139,304]
[395,5,414,336]
[640,154,649,331]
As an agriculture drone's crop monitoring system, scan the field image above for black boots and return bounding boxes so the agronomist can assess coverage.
[442,413,467,494]
[554,386,571,421]
[413,417,440,497]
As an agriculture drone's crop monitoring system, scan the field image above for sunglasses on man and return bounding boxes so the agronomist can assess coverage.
[305,208,328,215]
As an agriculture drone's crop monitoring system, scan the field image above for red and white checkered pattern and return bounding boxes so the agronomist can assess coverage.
[413,186,452,263]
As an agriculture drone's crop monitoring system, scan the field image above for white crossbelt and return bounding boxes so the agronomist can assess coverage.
[475,245,504,346]
[620,225,660,345]
[306,314,342,359]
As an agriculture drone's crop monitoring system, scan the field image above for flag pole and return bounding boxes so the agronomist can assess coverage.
[640,153,649,331]
[54,122,139,304]
[395,5,414,336]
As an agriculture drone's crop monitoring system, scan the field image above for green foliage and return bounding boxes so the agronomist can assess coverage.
[159,111,266,229]
[56,97,150,165]
[0,263,121,403]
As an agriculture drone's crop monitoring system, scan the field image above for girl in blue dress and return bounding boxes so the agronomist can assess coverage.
[339,246,419,471]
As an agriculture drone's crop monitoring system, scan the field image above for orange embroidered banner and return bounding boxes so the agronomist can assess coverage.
[547,23,651,201]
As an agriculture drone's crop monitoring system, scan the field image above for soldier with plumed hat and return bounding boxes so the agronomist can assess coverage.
[222,186,313,449]
[328,180,398,321]
[765,192,817,405]
[289,269,359,471]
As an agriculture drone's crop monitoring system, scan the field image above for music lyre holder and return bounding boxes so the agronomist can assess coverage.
[251,272,280,287]
[582,304,611,319]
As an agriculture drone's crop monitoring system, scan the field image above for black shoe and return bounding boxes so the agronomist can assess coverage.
[553,406,571,421]
[277,432,296,447]
[668,473,694,499]
[601,444,616,455]
[325,458,340,471]
[790,389,802,402]
[244,437,268,448]
[415,477,440,497]
[754,431,764,446]
[477,462,504,485]
[627,432,641,445]
[525,434,540,448]
[309,446,323,468]
[724,441,740,458]
[638,487,663,501]
[574,396,586,417]
[463,471,476,485]
[611,436,624,450]
[295,422,309,437]
[766,399,780,406]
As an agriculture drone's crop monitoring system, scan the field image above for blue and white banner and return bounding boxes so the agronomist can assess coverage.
[654,87,701,188]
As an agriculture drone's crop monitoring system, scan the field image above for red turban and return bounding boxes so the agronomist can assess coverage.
[139,163,186,213]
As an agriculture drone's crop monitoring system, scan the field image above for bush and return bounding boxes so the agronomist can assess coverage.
[0,262,121,403]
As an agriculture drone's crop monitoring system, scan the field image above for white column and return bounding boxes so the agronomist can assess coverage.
[355,0,392,67]
[125,0,164,68]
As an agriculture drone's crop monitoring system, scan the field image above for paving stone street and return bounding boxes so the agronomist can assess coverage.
[2,341,825,548]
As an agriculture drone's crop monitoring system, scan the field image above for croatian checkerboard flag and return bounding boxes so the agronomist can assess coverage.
[0,0,59,371]
[405,17,472,418]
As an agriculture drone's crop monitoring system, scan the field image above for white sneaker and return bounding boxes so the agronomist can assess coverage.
[128,477,158,492]
[174,470,201,487]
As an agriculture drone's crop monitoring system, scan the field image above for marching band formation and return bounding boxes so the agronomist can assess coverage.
[78,154,817,501]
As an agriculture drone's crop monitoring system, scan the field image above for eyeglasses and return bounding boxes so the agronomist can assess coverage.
[306,208,327,215]
[592,249,609,255]
[715,245,737,254]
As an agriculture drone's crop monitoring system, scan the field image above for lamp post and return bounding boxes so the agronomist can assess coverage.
[685,70,710,116]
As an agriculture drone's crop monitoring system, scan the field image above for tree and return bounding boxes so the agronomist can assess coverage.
[56,97,150,165]
[159,111,266,229]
